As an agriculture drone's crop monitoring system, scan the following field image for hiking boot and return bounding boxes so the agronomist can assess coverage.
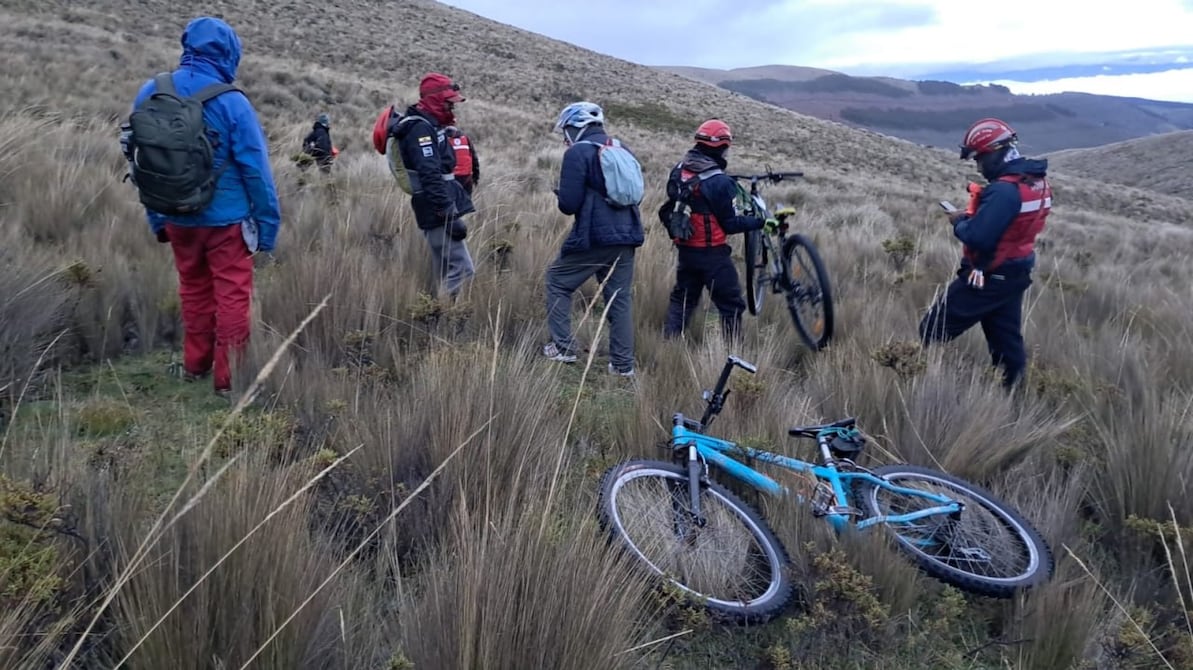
[214,388,233,402]
[543,342,577,364]
[183,369,211,383]
[608,363,635,378]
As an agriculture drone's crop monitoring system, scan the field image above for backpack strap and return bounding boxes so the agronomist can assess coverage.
[191,83,242,103]
[679,168,723,197]
[390,114,423,139]
[153,72,178,98]
[151,72,240,104]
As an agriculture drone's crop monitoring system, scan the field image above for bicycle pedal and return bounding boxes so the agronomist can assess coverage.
[828,505,862,517]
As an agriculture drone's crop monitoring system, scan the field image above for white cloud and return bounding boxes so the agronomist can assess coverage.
[828,0,1193,68]
[992,69,1193,103]
[440,0,1193,72]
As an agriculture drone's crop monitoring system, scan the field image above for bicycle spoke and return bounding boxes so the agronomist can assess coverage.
[613,474,776,603]
[875,480,1032,581]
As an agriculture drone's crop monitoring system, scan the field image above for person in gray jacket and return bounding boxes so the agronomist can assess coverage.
[542,101,645,376]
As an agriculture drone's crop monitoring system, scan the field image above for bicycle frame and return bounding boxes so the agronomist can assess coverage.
[671,355,960,534]
[734,173,799,293]
[671,419,960,532]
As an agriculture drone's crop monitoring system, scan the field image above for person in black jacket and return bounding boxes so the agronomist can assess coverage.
[302,113,333,173]
[542,101,644,377]
[658,119,766,340]
[392,73,476,297]
[920,117,1052,389]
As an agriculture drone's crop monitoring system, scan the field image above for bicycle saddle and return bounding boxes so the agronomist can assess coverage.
[775,206,796,219]
[788,416,856,437]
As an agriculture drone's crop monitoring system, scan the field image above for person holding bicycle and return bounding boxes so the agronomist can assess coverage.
[920,117,1052,390]
[658,119,770,340]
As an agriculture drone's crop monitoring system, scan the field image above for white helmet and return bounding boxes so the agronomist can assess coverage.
[553,101,604,133]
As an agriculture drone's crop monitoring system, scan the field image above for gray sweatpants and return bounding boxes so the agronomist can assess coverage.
[422,224,475,296]
[545,245,636,371]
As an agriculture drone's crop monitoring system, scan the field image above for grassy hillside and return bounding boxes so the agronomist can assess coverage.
[1047,130,1193,199]
[659,64,1193,154]
[4,1,1193,668]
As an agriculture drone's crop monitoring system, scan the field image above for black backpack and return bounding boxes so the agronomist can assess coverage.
[123,72,241,216]
[660,166,723,240]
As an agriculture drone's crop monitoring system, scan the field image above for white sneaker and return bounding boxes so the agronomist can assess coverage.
[608,363,635,377]
[543,342,577,364]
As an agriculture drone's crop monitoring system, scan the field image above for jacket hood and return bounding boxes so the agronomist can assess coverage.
[680,148,723,174]
[999,157,1048,178]
[179,17,242,83]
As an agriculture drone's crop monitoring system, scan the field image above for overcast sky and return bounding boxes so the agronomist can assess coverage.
[439,0,1193,99]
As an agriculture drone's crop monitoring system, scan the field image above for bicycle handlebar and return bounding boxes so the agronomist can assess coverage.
[698,355,757,427]
[727,171,804,184]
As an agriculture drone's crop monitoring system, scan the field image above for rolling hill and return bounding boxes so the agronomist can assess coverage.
[3,1,1193,669]
[658,63,1193,154]
[1046,129,1193,198]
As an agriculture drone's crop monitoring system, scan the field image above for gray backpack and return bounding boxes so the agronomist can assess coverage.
[123,72,241,216]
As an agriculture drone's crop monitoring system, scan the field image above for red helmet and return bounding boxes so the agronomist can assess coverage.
[695,119,732,147]
[960,118,1017,159]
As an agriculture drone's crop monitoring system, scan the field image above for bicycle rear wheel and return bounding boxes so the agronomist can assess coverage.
[781,234,834,351]
[858,464,1054,597]
[743,229,769,315]
[597,459,794,623]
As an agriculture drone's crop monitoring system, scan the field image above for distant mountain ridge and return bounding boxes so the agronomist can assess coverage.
[657,64,1193,154]
[1045,130,1193,199]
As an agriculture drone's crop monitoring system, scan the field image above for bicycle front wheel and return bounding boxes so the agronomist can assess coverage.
[781,234,834,350]
[597,459,794,623]
[743,230,770,316]
[859,464,1054,597]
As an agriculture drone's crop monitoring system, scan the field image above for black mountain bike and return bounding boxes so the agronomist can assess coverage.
[733,171,834,351]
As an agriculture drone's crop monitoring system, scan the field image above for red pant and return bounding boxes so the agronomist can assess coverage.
[166,223,253,391]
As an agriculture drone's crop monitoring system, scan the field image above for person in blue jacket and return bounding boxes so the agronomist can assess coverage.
[542,101,645,377]
[128,16,281,398]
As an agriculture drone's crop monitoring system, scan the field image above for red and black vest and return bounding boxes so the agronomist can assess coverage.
[450,133,473,177]
[674,167,726,248]
[964,174,1052,271]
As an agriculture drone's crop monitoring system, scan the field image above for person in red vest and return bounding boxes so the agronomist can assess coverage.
[920,117,1052,390]
[659,119,768,340]
[445,126,480,194]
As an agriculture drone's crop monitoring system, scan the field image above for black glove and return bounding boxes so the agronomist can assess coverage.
[656,200,673,226]
[448,218,468,241]
[155,229,170,244]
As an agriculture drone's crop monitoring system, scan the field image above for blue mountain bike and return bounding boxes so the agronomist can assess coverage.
[597,356,1054,623]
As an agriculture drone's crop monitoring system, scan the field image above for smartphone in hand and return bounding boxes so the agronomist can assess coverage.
[939,200,958,213]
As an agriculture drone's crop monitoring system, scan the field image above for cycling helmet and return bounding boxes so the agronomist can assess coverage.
[554,101,605,133]
[960,117,1017,159]
[695,119,732,147]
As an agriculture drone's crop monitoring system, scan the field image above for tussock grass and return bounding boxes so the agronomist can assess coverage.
[1,0,1193,667]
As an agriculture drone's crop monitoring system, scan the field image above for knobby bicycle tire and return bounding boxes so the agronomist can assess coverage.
[857,464,1054,597]
[781,234,834,351]
[597,459,794,623]
[743,229,768,316]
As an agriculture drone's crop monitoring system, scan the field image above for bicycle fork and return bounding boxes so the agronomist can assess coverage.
[686,443,707,528]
